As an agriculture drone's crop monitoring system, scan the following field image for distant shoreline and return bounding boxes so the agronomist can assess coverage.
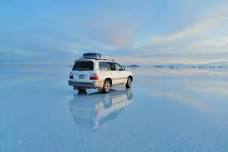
[1,63,227,70]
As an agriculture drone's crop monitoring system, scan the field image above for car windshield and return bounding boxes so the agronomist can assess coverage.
[72,61,94,71]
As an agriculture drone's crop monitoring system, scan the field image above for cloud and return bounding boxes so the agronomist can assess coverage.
[136,10,228,54]
[1,0,228,64]
[151,18,217,44]
[152,90,213,114]
[91,22,136,49]
[189,37,228,51]
[80,15,137,50]
[152,10,228,44]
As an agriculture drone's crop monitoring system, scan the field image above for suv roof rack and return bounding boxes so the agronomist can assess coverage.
[83,53,101,59]
[81,52,115,61]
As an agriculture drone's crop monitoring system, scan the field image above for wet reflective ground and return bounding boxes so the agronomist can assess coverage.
[1,66,228,152]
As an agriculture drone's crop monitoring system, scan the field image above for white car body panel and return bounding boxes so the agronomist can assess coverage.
[68,58,133,90]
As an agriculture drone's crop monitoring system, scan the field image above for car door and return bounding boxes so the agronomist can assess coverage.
[114,63,127,84]
[108,62,118,85]
[99,62,119,85]
[98,61,113,84]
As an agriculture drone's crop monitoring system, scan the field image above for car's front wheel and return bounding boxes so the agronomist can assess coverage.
[126,77,132,88]
[103,79,111,93]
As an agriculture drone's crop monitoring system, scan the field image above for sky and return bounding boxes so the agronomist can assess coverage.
[1,0,228,64]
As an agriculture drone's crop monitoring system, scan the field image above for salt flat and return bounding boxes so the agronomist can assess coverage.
[1,66,228,152]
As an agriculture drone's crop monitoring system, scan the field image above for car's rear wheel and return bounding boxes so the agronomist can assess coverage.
[103,79,111,93]
[78,88,86,94]
[126,77,132,88]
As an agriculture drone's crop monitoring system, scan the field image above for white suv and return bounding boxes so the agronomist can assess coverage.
[68,53,133,93]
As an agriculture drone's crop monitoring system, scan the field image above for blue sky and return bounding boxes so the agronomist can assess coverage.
[1,0,228,64]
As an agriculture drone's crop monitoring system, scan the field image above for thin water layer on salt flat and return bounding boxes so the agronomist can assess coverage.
[1,66,228,152]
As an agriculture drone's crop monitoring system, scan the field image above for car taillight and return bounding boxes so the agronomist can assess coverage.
[90,73,99,80]
[69,72,74,79]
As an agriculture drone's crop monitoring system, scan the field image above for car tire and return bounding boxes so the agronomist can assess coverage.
[103,79,111,93]
[126,77,132,88]
[78,88,86,94]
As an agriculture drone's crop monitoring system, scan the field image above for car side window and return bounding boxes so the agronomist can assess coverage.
[110,63,116,71]
[99,62,111,71]
[115,63,123,71]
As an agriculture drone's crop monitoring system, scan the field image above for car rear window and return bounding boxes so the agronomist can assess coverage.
[72,61,94,71]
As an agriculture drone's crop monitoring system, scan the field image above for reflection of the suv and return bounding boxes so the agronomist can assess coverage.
[69,89,133,130]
